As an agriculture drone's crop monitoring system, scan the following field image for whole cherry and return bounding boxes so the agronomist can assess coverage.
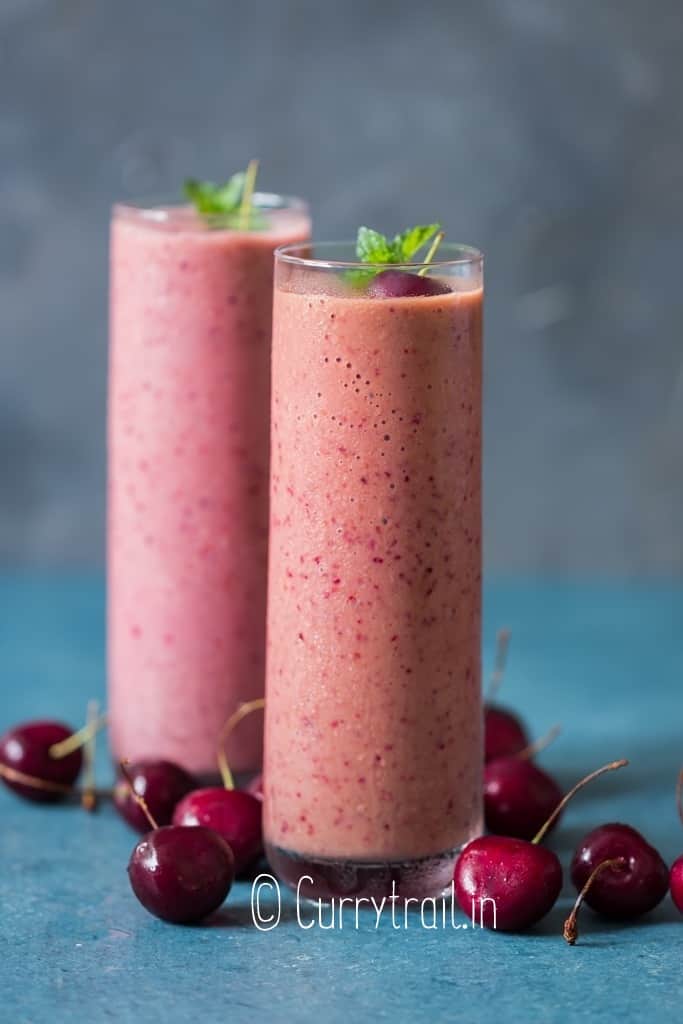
[484,738,563,841]
[368,269,450,299]
[114,759,196,833]
[570,823,669,919]
[454,759,628,931]
[485,707,528,762]
[367,229,450,299]
[122,763,234,925]
[172,699,264,875]
[563,857,628,944]
[456,834,561,931]
[0,715,104,802]
[173,787,262,875]
[484,630,529,762]
[672,768,683,913]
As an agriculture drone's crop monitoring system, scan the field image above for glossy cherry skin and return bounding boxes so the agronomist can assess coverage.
[454,835,562,931]
[173,787,262,874]
[246,773,263,801]
[484,705,528,763]
[113,760,197,833]
[367,269,450,299]
[128,825,234,924]
[484,757,563,840]
[0,720,82,802]
[670,856,683,913]
[571,823,669,918]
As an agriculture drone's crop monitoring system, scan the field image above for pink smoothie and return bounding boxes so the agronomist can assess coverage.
[108,198,310,776]
[264,254,483,892]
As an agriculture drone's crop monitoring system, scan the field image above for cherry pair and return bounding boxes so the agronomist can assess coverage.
[455,759,671,939]
[119,760,263,923]
[120,699,266,924]
[114,759,262,875]
[121,761,236,925]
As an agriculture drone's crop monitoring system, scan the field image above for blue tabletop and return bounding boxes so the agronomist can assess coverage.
[0,574,681,1023]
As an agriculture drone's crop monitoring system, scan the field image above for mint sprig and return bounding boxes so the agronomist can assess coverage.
[348,223,441,288]
[183,161,265,229]
[356,223,441,264]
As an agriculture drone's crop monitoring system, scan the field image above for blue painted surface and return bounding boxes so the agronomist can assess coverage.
[0,574,681,1023]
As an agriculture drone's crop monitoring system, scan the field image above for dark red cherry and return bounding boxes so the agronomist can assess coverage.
[563,857,627,943]
[0,720,82,802]
[571,823,669,918]
[173,787,262,874]
[484,757,563,840]
[114,760,196,832]
[128,825,234,924]
[246,772,263,801]
[484,705,528,762]
[367,269,450,299]
[454,835,562,931]
[670,857,683,913]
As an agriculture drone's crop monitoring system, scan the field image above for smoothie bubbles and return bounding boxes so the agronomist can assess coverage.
[264,227,484,899]
[108,164,311,776]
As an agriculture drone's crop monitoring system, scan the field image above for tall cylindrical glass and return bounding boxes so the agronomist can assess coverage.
[108,194,311,776]
[264,242,484,899]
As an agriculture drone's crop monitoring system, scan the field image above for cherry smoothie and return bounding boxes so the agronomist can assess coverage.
[108,196,310,776]
[264,243,484,899]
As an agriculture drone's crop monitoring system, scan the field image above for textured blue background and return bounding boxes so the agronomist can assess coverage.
[0,576,681,1022]
[2,0,683,573]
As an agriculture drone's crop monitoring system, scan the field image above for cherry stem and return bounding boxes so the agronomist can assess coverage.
[217,698,266,790]
[532,759,629,845]
[563,858,627,945]
[81,699,99,813]
[239,158,259,230]
[0,762,73,794]
[516,724,561,761]
[486,628,511,702]
[676,767,683,826]
[0,763,112,801]
[119,760,159,830]
[417,230,445,276]
[49,712,108,760]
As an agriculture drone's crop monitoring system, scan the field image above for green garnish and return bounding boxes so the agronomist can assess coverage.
[348,223,441,287]
[183,159,265,229]
[356,223,441,264]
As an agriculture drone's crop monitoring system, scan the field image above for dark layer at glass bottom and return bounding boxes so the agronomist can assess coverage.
[265,843,458,901]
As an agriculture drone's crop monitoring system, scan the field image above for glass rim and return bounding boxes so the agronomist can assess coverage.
[275,240,483,270]
[113,191,309,223]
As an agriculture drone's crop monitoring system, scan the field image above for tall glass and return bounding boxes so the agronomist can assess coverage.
[264,242,484,899]
[108,194,311,776]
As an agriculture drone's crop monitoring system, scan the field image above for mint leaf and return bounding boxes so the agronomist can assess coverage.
[183,166,265,228]
[183,175,244,214]
[356,227,394,264]
[391,224,440,262]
